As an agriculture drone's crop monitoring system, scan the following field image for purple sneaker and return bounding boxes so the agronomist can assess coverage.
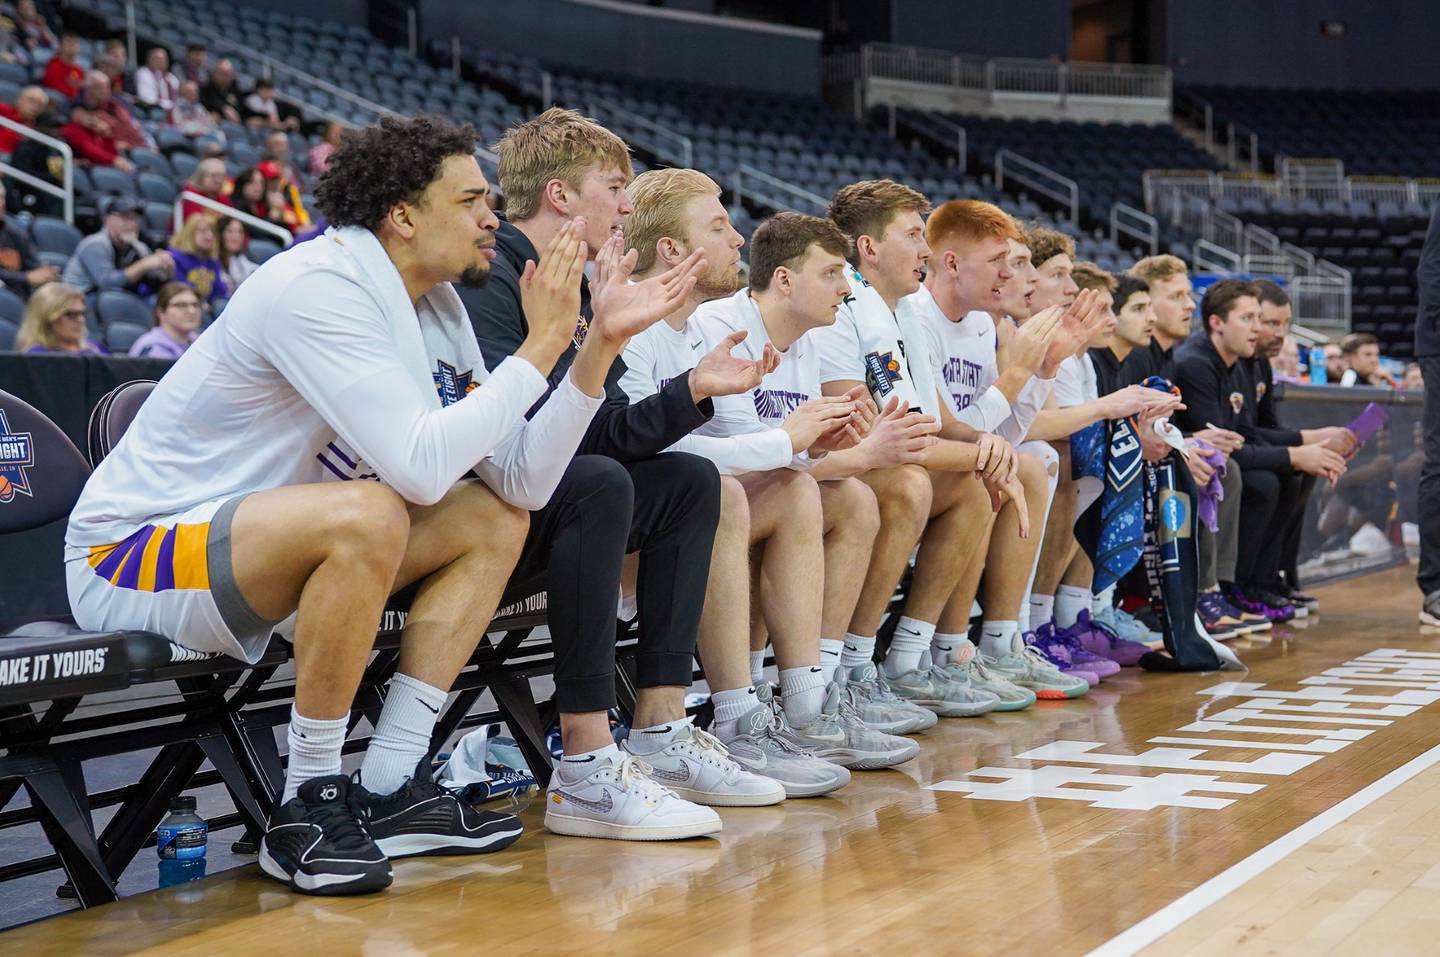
[1026,627,1103,685]
[1073,609,1149,667]
[1226,584,1295,623]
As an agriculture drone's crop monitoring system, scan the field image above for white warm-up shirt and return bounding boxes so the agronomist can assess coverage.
[67,226,603,549]
[685,289,823,471]
[811,267,942,417]
[618,314,794,475]
[906,284,1050,443]
[1053,353,1098,409]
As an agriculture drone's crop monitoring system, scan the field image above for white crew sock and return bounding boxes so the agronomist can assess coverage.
[710,686,759,739]
[818,638,844,684]
[1055,585,1090,629]
[749,649,767,685]
[282,707,348,804]
[931,632,969,666]
[360,672,447,796]
[1028,593,1055,632]
[882,616,936,678]
[779,665,826,727]
[979,620,1020,659]
[1092,584,1117,617]
[555,742,620,783]
[841,633,877,671]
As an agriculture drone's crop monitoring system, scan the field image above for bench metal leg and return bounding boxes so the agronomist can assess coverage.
[25,760,116,907]
[94,741,204,889]
[489,673,553,787]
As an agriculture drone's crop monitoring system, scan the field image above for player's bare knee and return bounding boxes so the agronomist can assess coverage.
[879,464,932,521]
[719,475,750,525]
[831,477,880,541]
[1016,452,1049,493]
[329,482,410,567]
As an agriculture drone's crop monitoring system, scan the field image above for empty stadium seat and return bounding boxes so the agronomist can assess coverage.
[30,217,82,257]
[0,287,23,325]
[248,238,283,264]
[88,166,136,197]
[0,316,16,351]
[102,320,149,353]
[96,290,153,329]
[136,172,177,204]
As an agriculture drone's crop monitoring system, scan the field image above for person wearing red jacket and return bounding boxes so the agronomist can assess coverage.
[42,32,85,98]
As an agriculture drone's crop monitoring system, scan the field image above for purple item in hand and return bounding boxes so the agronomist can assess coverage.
[1189,438,1227,533]
[1347,403,1389,446]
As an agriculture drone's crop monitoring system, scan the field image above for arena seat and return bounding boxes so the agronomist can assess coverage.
[30,218,81,258]
[101,320,148,354]
[0,288,23,325]
[95,291,153,331]
[0,317,15,351]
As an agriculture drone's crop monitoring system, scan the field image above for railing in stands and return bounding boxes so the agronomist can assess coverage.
[587,96,693,169]
[830,43,1171,105]
[173,191,294,247]
[994,149,1078,224]
[889,105,967,169]
[1192,238,1241,274]
[731,164,827,216]
[0,115,74,225]
[1226,121,1261,173]
[1109,201,1158,256]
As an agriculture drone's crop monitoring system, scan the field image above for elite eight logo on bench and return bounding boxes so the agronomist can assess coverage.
[0,409,34,505]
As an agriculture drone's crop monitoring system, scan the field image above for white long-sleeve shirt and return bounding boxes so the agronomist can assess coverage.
[67,227,601,549]
[907,284,1049,443]
[811,267,942,417]
[685,289,823,472]
[618,315,793,475]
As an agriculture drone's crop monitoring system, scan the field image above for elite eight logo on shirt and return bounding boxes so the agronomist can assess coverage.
[864,350,904,397]
[433,360,477,407]
[0,409,34,504]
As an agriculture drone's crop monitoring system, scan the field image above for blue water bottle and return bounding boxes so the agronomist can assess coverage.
[157,796,207,888]
[1309,346,1328,384]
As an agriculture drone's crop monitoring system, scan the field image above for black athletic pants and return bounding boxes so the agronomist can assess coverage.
[1236,467,1308,589]
[1418,356,1440,598]
[499,452,721,714]
[1279,473,1317,589]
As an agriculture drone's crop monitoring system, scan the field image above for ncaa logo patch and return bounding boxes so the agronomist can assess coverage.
[1229,391,1244,415]
[0,409,35,504]
[1157,489,1192,543]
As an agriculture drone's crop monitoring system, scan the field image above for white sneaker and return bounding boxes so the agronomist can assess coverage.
[813,683,920,770]
[622,717,785,807]
[545,751,721,841]
[1350,524,1391,555]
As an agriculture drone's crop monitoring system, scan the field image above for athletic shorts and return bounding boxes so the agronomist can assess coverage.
[65,495,283,663]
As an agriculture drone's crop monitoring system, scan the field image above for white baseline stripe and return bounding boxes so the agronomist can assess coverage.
[1084,740,1440,957]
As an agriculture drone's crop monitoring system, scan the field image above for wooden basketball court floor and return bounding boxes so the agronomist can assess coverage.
[11,563,1440,957]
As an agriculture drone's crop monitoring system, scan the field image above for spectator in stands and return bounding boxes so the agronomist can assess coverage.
[102,38,128,88]
[62,195,173,295]
[174,42,207,85]
[307,120,343,176]
[232,165,293,233]
[6,108,63,216]
[128,281,201,358]
[258,160,309,232]
[1403,362,1424,390]
[14,281,101,353]
[0,85,49,155]
[170,79,219,140]
[1339,332,1397,387]
[63,70,149,171]
[42,31,85,98]
[0,181,55,295]
[179,157,230,220]
[217,214,258,288]
[263,130,307,190]
[1272,334,1302,383]
[135,46,179,111]
[13,0,56,54]
[95,50,126,98]
[166,212,228,308]
[200,58,243,125]
[1323,341,1347,382]
[244,78,300,133]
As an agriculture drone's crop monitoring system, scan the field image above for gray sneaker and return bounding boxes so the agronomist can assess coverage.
[941,644,1037,712]
[845,664,938,733]
[716,703,851,798]
[1422,589,1440,627]
[754,681,847,750]
[804,683,919,770]
[886,662,1000,717]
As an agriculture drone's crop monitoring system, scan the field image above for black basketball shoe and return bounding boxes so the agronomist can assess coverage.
[259,775,392,895]
[362,758,524,859]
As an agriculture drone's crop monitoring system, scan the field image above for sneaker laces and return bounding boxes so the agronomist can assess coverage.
[1020,644,1066,677]
[615,753,677,800]
[309,787,378,853]
[681,726,739,771]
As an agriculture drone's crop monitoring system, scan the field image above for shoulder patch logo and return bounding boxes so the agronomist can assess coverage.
[0,409,34,504]
[864,350,903,397]
[433,360,475,407]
